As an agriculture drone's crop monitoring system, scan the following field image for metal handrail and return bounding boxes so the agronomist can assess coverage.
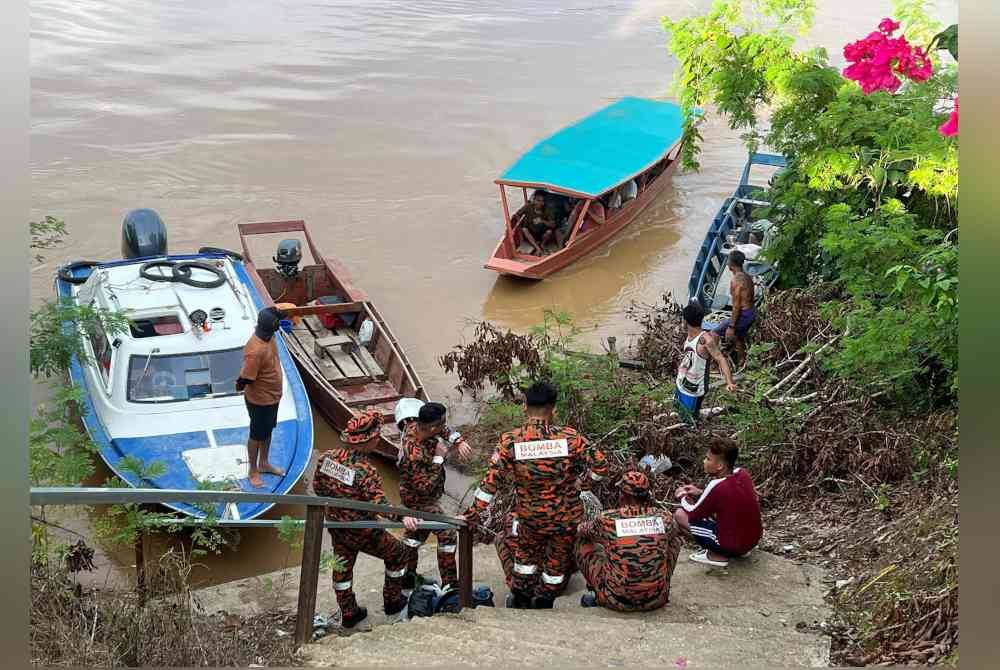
[30,486,473,645]
[150,519,457,531]
[29,487,467,527]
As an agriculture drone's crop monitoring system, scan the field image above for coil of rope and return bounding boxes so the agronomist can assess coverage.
[139,260,226,289]
[57,261,100,285]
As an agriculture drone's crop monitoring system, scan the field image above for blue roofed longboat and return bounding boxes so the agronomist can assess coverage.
[54,211,313,520]
[485,97,690,279]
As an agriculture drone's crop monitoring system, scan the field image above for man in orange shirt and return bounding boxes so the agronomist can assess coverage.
[237,307,287,488]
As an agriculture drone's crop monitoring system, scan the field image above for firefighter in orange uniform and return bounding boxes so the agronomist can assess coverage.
[575,469,683,612]
[311,410,420,628]
[464,380,608,609]
[494,511,577,597]
[397,402,472,589]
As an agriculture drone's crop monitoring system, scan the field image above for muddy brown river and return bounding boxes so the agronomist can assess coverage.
[31,0,956,586]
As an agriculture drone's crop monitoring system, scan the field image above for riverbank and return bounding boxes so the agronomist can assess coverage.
[438,287,958,666]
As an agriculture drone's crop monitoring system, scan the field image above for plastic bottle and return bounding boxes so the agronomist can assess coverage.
[358,318,374,346]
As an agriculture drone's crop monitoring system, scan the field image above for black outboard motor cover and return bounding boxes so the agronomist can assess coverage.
[121,209,168,259]
[274,239,302,279]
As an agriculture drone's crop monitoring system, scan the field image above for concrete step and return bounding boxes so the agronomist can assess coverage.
[301,606,830,667]
[195,541,831,667]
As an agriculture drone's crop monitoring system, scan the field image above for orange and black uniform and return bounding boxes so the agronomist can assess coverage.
[312,448,407,616]
[470,418,608,600]
[397,423,458,587]
[494,512,575,595]
[575,505,682,612]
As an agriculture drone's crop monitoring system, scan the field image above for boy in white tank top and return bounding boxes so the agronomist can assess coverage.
[675,303,737,422]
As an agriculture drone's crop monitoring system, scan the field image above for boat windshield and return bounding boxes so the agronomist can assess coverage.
[127,348,244,403]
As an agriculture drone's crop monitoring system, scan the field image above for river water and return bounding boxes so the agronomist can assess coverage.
[31,0,956,586]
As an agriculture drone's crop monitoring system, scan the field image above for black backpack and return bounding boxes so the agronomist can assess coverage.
[434,589,462,614]
[407,585,439,618]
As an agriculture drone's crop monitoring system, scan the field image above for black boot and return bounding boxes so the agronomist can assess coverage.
[401,571,436,591]
[340,605,369,629]
[531,596,555,609]
[400,571,417,591]
[505,591,533,609]
[384,596,408,617]
[580,592,598,608]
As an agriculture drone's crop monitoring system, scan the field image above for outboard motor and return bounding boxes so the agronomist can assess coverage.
[273,239,302,280]
[121,209,168,259]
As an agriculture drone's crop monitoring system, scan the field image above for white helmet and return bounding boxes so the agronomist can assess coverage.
[394,397,425,430]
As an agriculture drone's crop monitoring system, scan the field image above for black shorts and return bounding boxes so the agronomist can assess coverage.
[526,221,551,240]
[689,518,743,558]
[246,400,279,441]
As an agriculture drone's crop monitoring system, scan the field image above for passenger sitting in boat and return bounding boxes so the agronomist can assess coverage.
[513,190,556,255]
[567,200,607,239]
[607,180,638,210]
[621,179,638,203]
[710,249,756,368]
[544,192,576,248]
[733,232,763,261]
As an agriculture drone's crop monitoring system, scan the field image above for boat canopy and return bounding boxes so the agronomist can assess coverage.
[497,97,686,198]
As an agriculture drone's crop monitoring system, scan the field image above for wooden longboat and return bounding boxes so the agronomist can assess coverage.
[485,97,689,279]
[237,220,427,461]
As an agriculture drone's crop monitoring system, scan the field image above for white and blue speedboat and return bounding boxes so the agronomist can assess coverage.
[54,210,313,520]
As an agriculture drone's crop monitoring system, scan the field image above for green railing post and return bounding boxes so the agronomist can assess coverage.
[295,505,326,645]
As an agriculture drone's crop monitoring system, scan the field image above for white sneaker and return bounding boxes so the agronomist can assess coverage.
[689,549,729,567]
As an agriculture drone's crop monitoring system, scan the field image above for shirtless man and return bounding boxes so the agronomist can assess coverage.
[676,303,737,423]
[713,249,756,368]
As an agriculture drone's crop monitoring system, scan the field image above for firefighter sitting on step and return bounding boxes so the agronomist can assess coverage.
[464,380,609,609]
[575,468,683,612]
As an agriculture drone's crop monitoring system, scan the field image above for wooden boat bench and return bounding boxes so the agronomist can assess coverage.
[290,313,387,385]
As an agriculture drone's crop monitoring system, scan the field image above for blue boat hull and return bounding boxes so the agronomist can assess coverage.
[687,152,787,307]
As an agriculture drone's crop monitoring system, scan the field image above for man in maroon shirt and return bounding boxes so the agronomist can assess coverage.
[673,436,762,567]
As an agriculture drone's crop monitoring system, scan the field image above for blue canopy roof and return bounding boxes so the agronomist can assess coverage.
[498,97,686,198]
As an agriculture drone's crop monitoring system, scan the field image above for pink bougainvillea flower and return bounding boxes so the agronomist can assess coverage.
[675,657,689,669]
[939,97,958,136]
[842,18,934,94]
[878,18,901,34]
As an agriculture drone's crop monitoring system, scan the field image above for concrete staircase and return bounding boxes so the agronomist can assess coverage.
[292,542,832,668]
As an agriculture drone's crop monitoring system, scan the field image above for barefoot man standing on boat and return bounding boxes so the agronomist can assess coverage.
[236,307,287,488]
[713,249,756,368]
